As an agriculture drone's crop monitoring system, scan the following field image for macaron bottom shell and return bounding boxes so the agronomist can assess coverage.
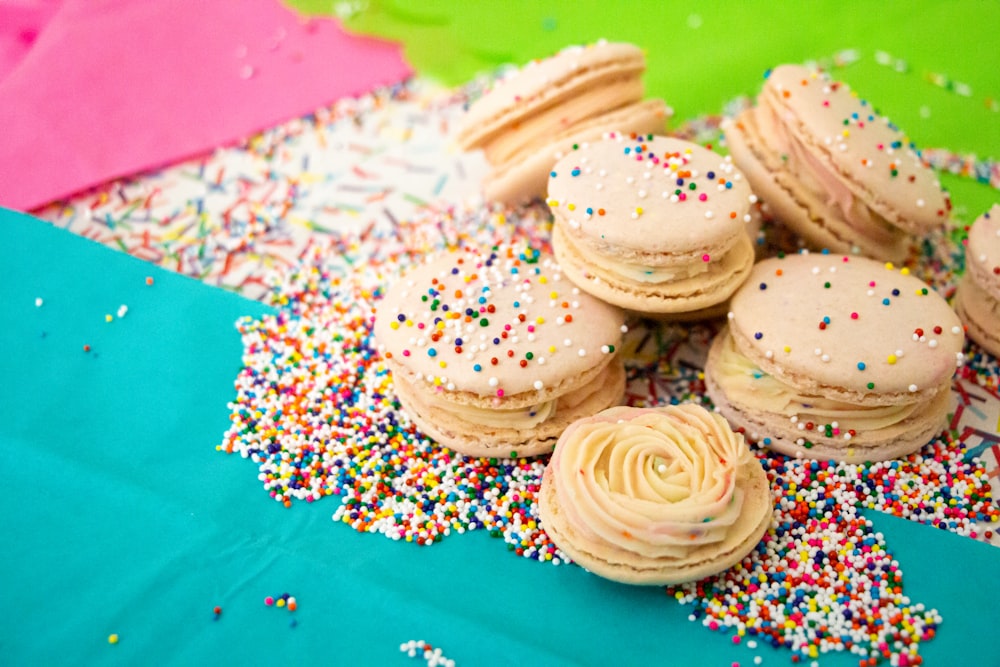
[552,222,755,317]
[390,358,626,458]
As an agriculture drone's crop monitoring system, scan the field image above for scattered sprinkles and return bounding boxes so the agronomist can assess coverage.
[217,190,997,666]
[33,55,995,667]
[401,639,456,667]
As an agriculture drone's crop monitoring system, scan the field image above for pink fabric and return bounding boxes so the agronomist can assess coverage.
[0,0,411,211]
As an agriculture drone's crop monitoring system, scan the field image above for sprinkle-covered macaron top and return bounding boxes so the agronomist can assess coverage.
[375,245,626,401]
[456,41,645,149]
[727,252,963,399]
[761,64,949,232]
[966,204,1000,297]
[546,134,752,256]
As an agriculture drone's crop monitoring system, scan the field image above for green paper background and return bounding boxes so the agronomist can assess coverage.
[2,207,999,665]
[293,0,1000,222]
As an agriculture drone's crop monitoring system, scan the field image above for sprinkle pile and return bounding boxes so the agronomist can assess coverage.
[191,61,1000,666]
[220,202,569,557]
[219,191,998,663]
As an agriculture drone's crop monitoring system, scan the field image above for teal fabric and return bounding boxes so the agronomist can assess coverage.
[2,207,998,665]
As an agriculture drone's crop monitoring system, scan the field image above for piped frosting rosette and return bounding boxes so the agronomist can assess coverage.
[538,404,773,585]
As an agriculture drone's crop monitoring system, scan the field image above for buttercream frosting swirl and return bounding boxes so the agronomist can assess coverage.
[549,404,754,559]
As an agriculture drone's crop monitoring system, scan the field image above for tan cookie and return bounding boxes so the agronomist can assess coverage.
[374,245,627,457]
[724,64,949,262]
[455,41,671,205]
[705,252,964,462]
[547,134,756,318]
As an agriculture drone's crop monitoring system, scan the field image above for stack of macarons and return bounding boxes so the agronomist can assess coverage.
[955,204,1000,357]
[547,133,757,318]
[538,403,772,585]
[374,244,628,458]
[725,64,949,262]
[454,41,671,205]
[705,252,965,462]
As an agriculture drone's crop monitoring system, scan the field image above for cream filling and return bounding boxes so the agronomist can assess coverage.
[757,100,900,244]
[573,244,711,284]
[714,331,916,434]
[433,397,557,430]
[550,405,753,559]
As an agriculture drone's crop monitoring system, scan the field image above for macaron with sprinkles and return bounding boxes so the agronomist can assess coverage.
[538,403,772,585]
[374,244,627,458]
[455,40,671,205]
[704,252,965,462]
[724,64,950,262]
[547,133,756,318]
[955,203,1000,358]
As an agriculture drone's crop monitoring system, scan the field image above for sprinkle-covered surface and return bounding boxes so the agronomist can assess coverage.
[32,78,488,300]
[216,187,998,663]
[22,60,1000,667]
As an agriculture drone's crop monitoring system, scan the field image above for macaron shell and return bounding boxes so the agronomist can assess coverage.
[727,254,964,403]
[483,99,671,204]
[391,358,625,458]
[705,332,953,462]
[455,41,646,151]
[547,135,751,256]
[965,204,1000,299]
[375,246,626,403]
[476,76,645,167]
[761,64,948,233]
[538,451,772,585]
[724,110,911,263]
[552,222,754,316]
[954,277,1000,358]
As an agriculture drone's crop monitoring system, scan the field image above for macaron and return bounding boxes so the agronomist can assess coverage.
[955,204,1000,357]
[455,41,671,205]
[724,64,949,262]
[538,404,772,585]
[374,245,627,458]
[547,133,756,318]
[704,252,965,462]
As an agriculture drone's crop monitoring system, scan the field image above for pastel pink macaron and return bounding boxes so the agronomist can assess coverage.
[725,64,949,262]
[705,252,965,462]
[547,133,757,318]
[455,41,670,205]
[374,244,627,458]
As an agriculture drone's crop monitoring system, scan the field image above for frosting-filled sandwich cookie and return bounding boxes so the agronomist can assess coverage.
[705,253,965,463]
[455,41,671,205]
[374,245,627,458]
[724,64,949,262]
[955,204,1000,357]
[538,404,772,585]
[547,133,756,318]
